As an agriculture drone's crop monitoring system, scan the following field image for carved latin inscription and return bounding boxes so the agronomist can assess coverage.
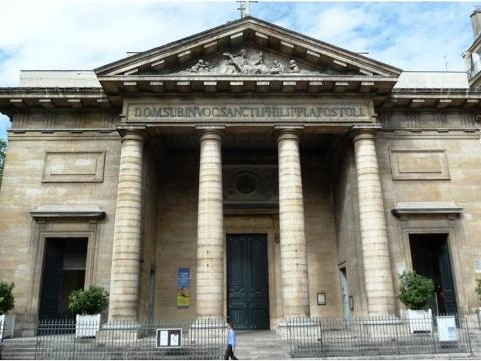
[127,103,373,123]
[43,151,106,183]
[390,149,450,180]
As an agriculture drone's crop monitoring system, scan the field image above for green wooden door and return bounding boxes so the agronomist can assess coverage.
[227,234,269,330]
[39,239,64,319]
[438,243,458,314]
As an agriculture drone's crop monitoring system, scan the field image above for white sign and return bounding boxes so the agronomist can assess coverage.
[156,328,183,348]
[159,330,168,346]
[170,333,179,346]
[436,316,458,342]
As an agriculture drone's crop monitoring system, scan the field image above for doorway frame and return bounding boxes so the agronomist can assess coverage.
[224,214,279,329]
[29,217,102,320]
[396,214,466,314]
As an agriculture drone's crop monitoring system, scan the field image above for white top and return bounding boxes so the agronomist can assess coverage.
[394,71,469,89]
[19,70,101,88]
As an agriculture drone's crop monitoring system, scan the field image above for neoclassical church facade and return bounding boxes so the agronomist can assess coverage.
[1,14,481,336]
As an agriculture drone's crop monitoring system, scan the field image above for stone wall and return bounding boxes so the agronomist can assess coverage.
[4,106,481,329]
[154,153,199,320]
[137,140,161,320]
[333,146,367,317]
[151,150,341,324]
[0,111,121,331]
[302,157,341,318]
[377,118,481,314]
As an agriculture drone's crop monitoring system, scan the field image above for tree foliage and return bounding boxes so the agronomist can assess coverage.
[0,282,15,315]
[398,271,434,310]
[68,285,109,315]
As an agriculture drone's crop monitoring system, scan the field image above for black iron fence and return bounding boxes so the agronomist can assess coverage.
[0,315,476,359]
[286,315,472,358]
[33,318,226,360]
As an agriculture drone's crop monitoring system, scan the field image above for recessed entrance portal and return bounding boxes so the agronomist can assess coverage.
[409,233,457,314]
[38,238,88,319]
[227,234,269,330]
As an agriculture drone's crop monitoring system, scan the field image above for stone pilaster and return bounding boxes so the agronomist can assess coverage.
[108,129,144,321]
[196,130,224,318]
[277,129,310,318]
[353,127,395,315]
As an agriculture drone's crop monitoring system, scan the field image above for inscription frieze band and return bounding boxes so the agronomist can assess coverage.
[126,103,374,123]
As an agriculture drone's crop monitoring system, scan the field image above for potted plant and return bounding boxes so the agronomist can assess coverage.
[399,271,434,333]
[475,279,481,318]
[68,285,109,338]
[0,282,15,339]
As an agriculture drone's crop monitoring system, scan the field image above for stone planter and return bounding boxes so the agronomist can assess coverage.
[405,309,432,333]
[0,314,15,339]
[75,314,101,338]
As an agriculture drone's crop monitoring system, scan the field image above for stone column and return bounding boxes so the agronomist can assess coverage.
[196,129,224,318]
[277,129,310,318]
[353,127,395,315]
[108,129,144,321]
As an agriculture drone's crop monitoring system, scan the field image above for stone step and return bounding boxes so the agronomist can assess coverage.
[313,354,475,360]
[1,338,39,360]
[2,329,477,360]
[233,330,290,359]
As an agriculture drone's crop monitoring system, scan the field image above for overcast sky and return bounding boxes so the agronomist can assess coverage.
[0,1,478,138]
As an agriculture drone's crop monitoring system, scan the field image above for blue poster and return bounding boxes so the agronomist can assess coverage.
[178,268,190,287]
[177,268,190,307]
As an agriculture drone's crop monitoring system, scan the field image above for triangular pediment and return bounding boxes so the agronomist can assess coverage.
[147,46,357,76]
[95,17,401,78]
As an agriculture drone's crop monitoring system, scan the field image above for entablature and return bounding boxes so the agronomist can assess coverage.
[97,75,397,96]
[377,89,481,110]
[121,97,377,129]
[0,87,112,116]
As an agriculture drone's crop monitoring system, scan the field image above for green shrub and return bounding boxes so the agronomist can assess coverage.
[0,282,14,315]
[68,285,109,315]
[398,271,434,310]
[476,279,481,303]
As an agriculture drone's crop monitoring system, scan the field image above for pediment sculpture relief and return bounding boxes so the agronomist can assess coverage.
[181,48,305,75]
[218,49,299,74]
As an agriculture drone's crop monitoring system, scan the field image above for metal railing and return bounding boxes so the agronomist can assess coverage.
[34,318,226,360]
[286,315,472,358]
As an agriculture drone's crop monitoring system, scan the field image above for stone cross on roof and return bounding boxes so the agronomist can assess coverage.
[237,0,257,18]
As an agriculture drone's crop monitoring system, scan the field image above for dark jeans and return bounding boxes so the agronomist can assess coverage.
[224,344,238,360]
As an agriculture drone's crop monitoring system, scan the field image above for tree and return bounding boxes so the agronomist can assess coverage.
[0,139,6,188]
